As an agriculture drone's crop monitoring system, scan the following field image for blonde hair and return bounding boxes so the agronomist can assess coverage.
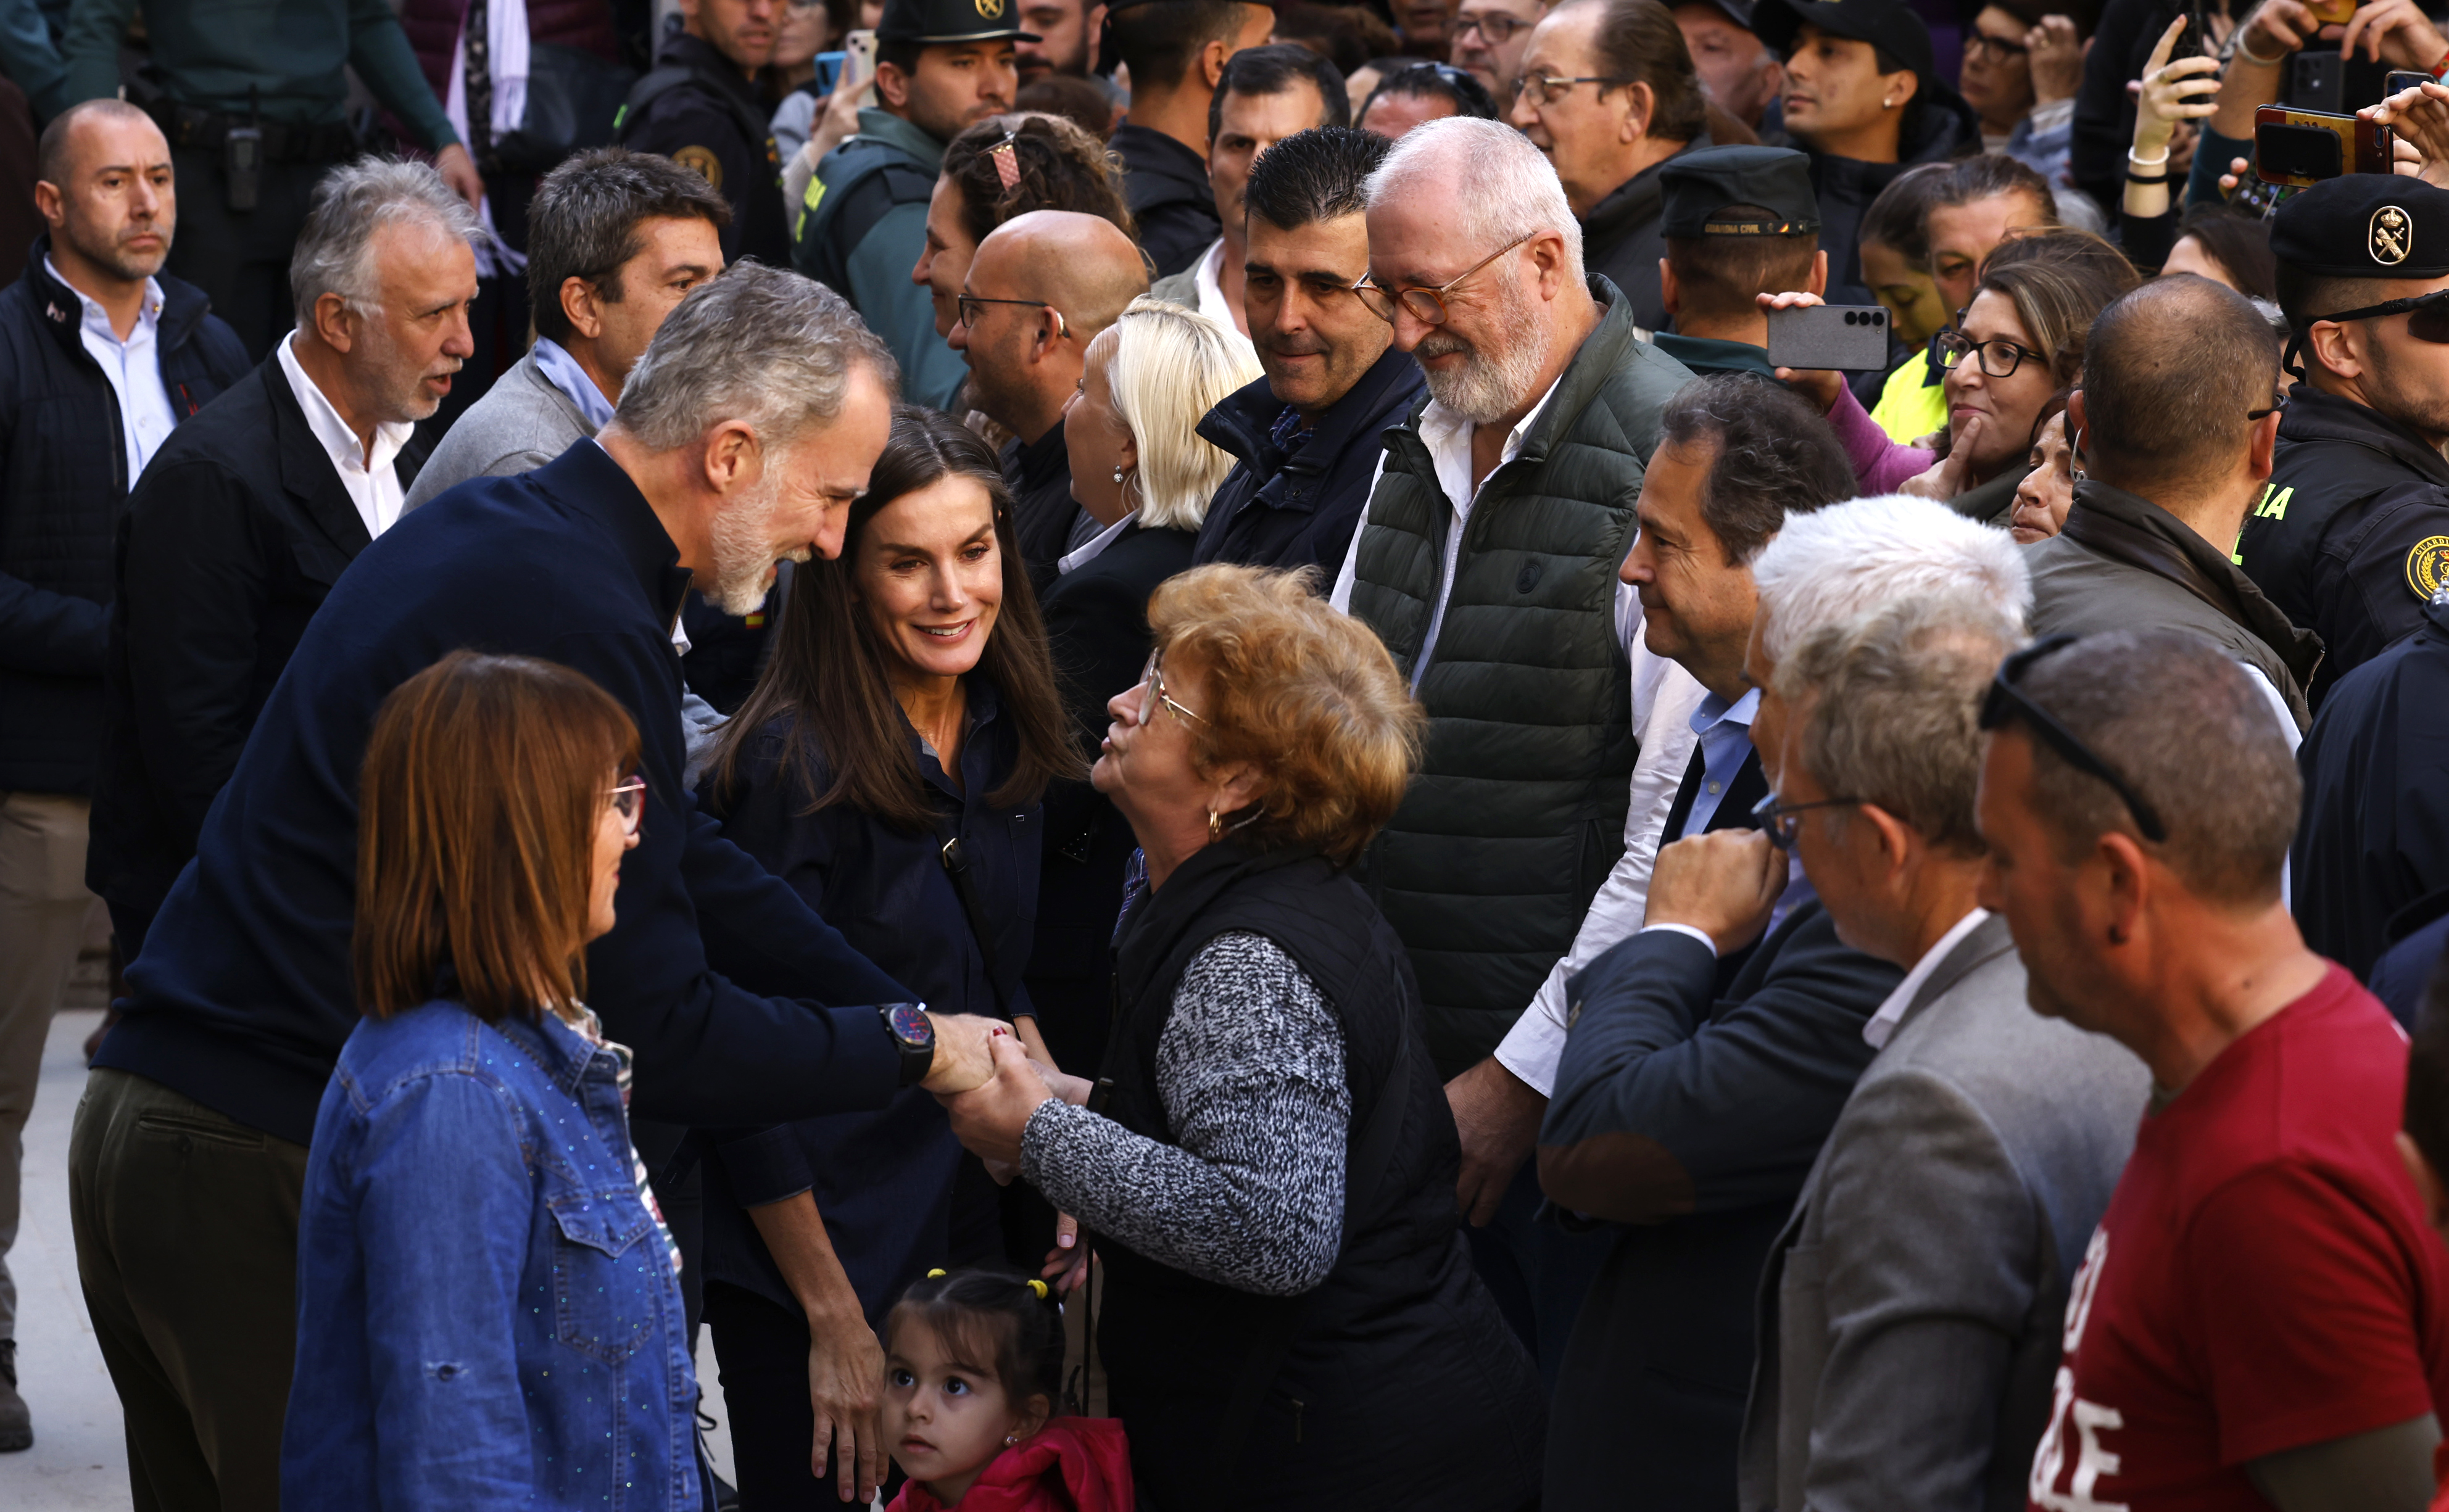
[1099,296,1261,531]
[1148,564,1424,867]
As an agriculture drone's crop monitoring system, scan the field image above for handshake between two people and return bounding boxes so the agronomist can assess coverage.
[922,1012,1097,1294]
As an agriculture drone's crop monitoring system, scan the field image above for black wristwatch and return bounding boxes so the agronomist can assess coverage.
[881,1003,935,1087]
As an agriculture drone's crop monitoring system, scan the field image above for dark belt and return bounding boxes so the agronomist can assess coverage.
[147,100,358,164]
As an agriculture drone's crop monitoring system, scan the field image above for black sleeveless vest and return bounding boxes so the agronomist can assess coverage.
[1088,843,1543,1511]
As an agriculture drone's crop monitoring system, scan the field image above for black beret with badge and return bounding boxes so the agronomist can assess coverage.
[1659,144,1821,238]
[2270,173,2449,279]
[877,0,1039,45]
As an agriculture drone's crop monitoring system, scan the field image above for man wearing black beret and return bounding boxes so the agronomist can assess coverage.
[1653,142,1825,375]
[2248,173,2449,705]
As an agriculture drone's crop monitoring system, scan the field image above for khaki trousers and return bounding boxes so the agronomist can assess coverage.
[0,790,93,1342]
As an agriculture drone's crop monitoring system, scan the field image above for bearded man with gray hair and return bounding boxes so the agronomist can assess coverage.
[70,263,1003,1510]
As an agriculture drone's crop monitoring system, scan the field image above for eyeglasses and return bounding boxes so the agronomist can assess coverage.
[1514,72,1638,105]
[1961,31,2031,62]
[956,295,1069,339]
[1934,328,2049,379]
[1977,636,2169,843]
[607,776,647,837]
[1750,791,1862,852]
[2307,286,2449,344]
[1357,231,1535,326]
[1452,13,1528,43]
[1129,651,1206,729]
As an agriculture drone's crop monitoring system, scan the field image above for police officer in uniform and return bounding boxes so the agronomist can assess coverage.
[619,0,794,267]
[1649,144,1823,379]
[2249,173,2449,704]
[793,0,1027,410]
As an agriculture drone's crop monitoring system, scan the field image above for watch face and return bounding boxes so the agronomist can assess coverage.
[888,1004,933,1047]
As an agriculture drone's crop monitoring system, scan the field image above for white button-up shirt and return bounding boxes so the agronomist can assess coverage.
[48,255,177,486]
[1862,907,1992,1049]
[277,332,412,540]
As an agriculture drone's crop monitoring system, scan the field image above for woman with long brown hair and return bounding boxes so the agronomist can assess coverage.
[283,650,709,1506]
[694,405,1079,1508]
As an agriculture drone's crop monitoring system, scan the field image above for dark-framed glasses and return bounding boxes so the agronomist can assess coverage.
[1452,12,1528,43]
[1976,636,2169,843]
[1962,31,2031,62]
[956,295,1069,339]
[1132,651,1206,728]
[2306,286,2449,344]
[1751,791,1862,852]
[607,775,648,836]
[1357,231,1535,326]
[1934,328,2049,379]
[1514,71,1637,105]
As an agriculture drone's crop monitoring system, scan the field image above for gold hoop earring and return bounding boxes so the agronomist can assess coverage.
[1209,807,1224,841]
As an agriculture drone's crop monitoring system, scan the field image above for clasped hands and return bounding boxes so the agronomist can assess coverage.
[925,1015,1096,1292]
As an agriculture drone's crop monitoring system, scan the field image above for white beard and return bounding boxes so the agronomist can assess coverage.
[704,477,798,616]
[1415,273,1553,425]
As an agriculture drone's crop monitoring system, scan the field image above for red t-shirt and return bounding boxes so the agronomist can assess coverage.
[2028,965,2449,1511]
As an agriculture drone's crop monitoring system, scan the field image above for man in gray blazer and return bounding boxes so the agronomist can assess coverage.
[1735,589,2149,1512]
[405,147,727,508]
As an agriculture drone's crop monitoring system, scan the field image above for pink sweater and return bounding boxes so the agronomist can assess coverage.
[1826,380,1937,496]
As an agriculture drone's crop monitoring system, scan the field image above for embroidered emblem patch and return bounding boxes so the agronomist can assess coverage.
[673,144,724,191]
[976,0,1005,15]
[2408,534,2449,601]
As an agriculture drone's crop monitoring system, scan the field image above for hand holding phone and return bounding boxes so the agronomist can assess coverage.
[1766,303,1894,372]
[2255,102,2397,184]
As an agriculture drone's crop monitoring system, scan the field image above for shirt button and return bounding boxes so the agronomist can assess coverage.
[1707,781,1722,794]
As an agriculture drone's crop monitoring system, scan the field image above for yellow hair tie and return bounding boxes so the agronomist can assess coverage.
[1026,1279,1049,1299]
[926,1269,948,1279]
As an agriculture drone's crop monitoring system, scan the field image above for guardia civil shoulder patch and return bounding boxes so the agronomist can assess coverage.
[673,145,724,191]
[2408,534,2449,601]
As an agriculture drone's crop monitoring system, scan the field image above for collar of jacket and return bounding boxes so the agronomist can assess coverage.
[1882,912,2016,1043]
[2275,384,2449,487]
[1011,411,1067,490]
[1196,344,1422,489]
[658,31,768,112]
[1112,837,1318,1007]
[2060,477,2324,689]
[22,231,215,364]
[850,104,950,171]
[1579,132,1711,246]
[906,671,1005,798]
[259,350,379,555]
[489,1004,616,1102]
[1108,123,1210,209]
[1462,273,1646,476]
[535,437,698,638]
[1649,331,1775,376]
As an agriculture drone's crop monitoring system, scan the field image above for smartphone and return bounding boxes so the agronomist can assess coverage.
[2255,102,2395,186]
[842,28,878,105]
[2390,68,2434,96]
[811,49,845,96]
[1765,304,1892,372]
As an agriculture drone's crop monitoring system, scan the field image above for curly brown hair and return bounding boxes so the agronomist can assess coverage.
[941,112,1137,250]
[1146,565,1423,867]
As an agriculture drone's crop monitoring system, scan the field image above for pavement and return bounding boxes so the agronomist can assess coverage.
[0,1006,744,1510]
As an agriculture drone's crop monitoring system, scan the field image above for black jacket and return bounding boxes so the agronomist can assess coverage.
[1003,417,1079,598]
[619,33,790,266]
[1110,123,1219,279]
[1192,348,1425,578]
[2292,592,2449,983]
[0,239,247,794]
[1025,522,1194,1078]
[1539,898,1900,1508]
[1093,841,1544,1510]
[2244,386,2449,705]
[93,441,911,1146]
[1805,88,1981,308]
[87,355,424,944]
[1581,135,1712,335]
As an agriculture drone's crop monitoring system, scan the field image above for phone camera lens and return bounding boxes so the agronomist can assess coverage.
[1870,310,1886,326]
[1842,311,1859,325]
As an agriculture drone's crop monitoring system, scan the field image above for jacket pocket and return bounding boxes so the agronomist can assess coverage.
[547,1189,658,1366]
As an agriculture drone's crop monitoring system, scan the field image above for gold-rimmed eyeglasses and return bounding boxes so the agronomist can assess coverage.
[1130,651,1206,728]
[607,776,647,836]
[1357,231,1536,326]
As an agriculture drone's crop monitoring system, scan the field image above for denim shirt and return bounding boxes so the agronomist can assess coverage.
[283,999,700,1511]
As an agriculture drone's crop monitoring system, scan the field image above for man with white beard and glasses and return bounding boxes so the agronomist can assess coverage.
[70,264,1004,1506]
[1328,112,1694,1376]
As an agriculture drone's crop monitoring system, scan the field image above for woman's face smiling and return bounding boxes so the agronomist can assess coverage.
[1945,288,2057,482]
[851,474,1004,684]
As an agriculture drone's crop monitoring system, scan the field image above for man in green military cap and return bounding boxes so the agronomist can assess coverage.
[1652,142,1825,376]
[794,0,1027,409]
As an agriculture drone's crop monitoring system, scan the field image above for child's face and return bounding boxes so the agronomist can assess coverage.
[882,1316,1045,1505]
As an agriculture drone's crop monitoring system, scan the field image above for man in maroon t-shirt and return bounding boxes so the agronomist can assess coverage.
[1975,626,2449,1512]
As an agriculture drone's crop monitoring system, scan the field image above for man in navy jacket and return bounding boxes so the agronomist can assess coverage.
[68,266,1000,1509]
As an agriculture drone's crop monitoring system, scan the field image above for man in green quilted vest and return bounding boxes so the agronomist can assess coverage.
[1327,113,1696,1376]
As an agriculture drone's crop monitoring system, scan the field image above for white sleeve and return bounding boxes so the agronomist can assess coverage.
[1493,634,1708,1096]
[1327,450,1387,615]
[2247,664,2300,911]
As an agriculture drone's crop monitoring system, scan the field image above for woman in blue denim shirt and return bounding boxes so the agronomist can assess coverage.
[694,406,1080,1508]
[282,650,706,1509]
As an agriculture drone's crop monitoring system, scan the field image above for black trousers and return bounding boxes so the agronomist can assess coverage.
[165,146,335,360]
[704,1280,905,1511]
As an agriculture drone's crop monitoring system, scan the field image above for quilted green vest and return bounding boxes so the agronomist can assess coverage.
[1350,279,1694,1077]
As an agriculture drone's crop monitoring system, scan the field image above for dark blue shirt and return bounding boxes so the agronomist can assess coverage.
[97,440,911,1145]
[698,682,1041,1318]
[284,999,699,1510]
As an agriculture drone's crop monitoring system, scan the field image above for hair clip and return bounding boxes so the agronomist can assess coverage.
[1026,1278,1050,1299]
[926,1268,948,1278]
[989,138,1022,192]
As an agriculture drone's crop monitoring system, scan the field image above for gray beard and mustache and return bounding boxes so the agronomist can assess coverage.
[705,473,807,616]
[1413,274,1554,424]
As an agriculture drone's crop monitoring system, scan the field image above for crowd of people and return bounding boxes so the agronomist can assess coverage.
[14,0,2449,1507]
